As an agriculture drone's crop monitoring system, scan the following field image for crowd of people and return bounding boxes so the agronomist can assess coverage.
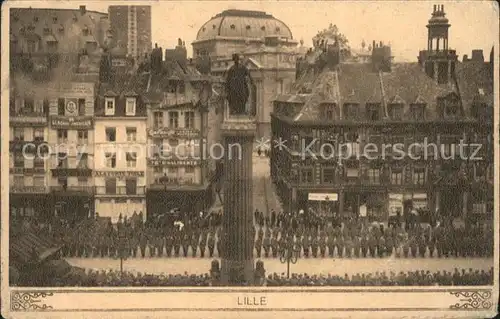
[38,266,494,287]
[11,207,493,260]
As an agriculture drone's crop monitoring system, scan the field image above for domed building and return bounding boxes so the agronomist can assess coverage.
[192,9,299,138]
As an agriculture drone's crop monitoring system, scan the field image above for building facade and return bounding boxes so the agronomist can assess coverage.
[48,82,96,221]
[145,45,222,217]
[270,5,493,225]
[108,5,152,58]
[192,9,299,138]
[9,6,110,222]
[94,53,148,222]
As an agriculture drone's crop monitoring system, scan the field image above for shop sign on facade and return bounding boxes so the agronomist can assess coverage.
[94,171,145,177]
[308,193,338,201]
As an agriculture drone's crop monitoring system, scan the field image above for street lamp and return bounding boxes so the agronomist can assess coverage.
[114,229,128,277]
[279,241,301,278]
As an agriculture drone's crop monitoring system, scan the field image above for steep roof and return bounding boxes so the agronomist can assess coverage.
[10,8,110,54]
[283,62,458,123]
[454,61,494,117]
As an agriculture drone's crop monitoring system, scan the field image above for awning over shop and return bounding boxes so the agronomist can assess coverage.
[9,231,62,268]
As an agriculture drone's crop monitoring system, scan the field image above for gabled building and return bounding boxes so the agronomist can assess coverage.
[270,5,493,225]
[93,50,149,222]
[143,43,223,218]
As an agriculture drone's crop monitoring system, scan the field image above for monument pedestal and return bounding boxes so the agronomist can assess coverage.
[220,111,256,286]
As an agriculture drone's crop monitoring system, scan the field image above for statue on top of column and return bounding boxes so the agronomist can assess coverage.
[225,53,254,115]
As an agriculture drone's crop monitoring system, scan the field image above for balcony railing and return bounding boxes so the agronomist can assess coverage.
[10,167,46,174]
[51,185,94,194]
[95,186,146,196]
[10,111,47,125]
[10,185,48,193]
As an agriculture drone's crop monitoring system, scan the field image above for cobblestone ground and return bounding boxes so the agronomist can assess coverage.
[66,256,493,277]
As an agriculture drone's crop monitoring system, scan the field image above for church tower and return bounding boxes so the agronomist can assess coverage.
[418,4,458,84]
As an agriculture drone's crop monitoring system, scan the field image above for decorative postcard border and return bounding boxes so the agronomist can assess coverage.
[8,288,496,312]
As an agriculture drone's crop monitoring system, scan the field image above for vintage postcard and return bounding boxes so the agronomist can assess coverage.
[1,0,499,318]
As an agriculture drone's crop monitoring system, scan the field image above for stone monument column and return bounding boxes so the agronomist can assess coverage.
[220,104,255,285]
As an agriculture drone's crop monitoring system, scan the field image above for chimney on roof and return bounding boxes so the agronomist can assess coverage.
[372,40,376,50]
[80,5,86,15]
[490,46,494,64]
[463,54,468,62]
[372,42,392,72]
[433,4,436,12]
[471,49,484,62]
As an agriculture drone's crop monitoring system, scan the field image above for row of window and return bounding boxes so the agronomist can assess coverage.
[293,165,488,185]
[105,97,136,116]
[296,167,425,185]
[152,111,195,129]
[12,176,142,195]
[104,127,137,142]
[12,128,45,141]
[319,102,460,121]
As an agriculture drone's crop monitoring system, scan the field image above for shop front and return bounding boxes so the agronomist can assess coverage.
[146,185,214,222]
[52,191,94,223]
[10,192,52,221]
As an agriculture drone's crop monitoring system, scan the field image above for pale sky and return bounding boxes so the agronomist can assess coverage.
[7,1,499,62]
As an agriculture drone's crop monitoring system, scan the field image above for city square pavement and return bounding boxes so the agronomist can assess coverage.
[65,155,494,278]
[66,256,493,277]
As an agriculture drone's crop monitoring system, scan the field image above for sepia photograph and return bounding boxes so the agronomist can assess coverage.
[1,0,498,317]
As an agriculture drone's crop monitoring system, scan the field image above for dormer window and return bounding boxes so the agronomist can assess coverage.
[276,27,281,32]
[366,103,381,121]
[34,16,39,22]
[410,104,425,120]
[105,97,115,116]
[439,94,460,118]
[322,103,337,120]
[230,24,236,29]
[261,26,266,31]
[343,103,359,120]
[126,97,136,116]
[389,104,403,120]
[19,27,25,35]
[445,102,458,117]
[82,26,89,36]
[27,25,35,32]
[43,27,51,35]
[58,25,64,33]
[53,16,58,23]
[246,25,251,30]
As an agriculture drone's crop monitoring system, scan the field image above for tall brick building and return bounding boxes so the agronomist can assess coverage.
[108,5,152,58]
[270,5,493,225]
